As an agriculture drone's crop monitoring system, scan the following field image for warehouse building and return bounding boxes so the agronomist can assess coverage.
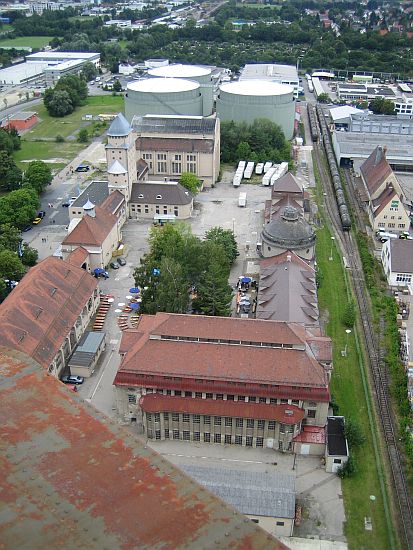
[181,465,296,538]
[114,312,332,451]
[26,51,100,67]
[216,80,295,139]
[332,130,413,170]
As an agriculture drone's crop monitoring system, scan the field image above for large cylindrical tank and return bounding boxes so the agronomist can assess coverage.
[125,78,203,121]
[147,64,212,85]
[216,80,295,139]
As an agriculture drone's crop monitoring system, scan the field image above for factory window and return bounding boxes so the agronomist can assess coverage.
[280,424,286,434]
[146,413,152,421]
[164,430,170,439]
[206,393,213,399]
[216,394,223,400]
[204,432,210,442]
[204,415,211,424]
[236,418,244,428]
[183,431,190,440]
[214,433,221,443]
[214,416,222,426]
[246,436,253,447]
[172,413,179,422]
[307,410,316,418]
[246,419,254,429]
[128,394,136,403]
[270,398,277,404]
[173,430,180,439]
[172,161,182,174]
[398,224,406,228]
[183,414,190,423]
[225,417,232,427]
[155,430,161,440]
[259,397,266,403]
[193,414,200,423]
[235,435,243,445]
[186,154,197,173]
[174,207,179,216]
[248,396,256,403]
[194,432,200,441]
[164,413,169,420]
[276,521,285,526]
[154,413,160,422]
[225,434,232,444]
[174,154,182,161]
[155,206,160,214]
[227,394,234,401]
[256,437,264,447]
[257,420,265,430]
[157,155,167,173]
[292,400,299,406]
[163,206,168,215]
[238,396,246,402]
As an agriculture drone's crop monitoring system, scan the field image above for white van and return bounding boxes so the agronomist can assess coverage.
[238,192,247,207]
[378,232,398,243]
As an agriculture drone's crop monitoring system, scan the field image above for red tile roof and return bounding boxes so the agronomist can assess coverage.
[371,186,398,218]
[100,189,125,214]
[140,394,306,424]
[0,347,286,549]
[144,312,306,346]
[116,314,329,389]
[293,425,326,444]
[66,246,89,267]
[360,146,392,197]
[62,206,118,247]
[0,257,97,368]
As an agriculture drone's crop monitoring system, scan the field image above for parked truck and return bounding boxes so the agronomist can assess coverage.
[238,192,247,207]
[243,162,255,179]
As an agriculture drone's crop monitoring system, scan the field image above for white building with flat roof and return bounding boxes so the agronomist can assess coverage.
[0,62,47,86]
[240,63,299,98]
[26,51,100,67]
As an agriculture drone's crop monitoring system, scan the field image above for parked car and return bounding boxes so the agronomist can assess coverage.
[117,257,126,266]
[22,225,32,232]
[61,375,84,385]
[110,262,120,269]
[75,165,90,172]
[32,217,42,225]
[38,210,46,219]
[62,201,70,207]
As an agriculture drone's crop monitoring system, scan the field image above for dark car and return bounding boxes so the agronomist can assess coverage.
[62,201,70,207]
[22,225,32,232]
[61,375,84,385]
[110,261,120,269]
[117,257,126,266]
[38,210,46,219]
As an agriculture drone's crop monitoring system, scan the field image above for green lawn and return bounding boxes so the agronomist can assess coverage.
[313,159,398,549]
[15,95,124,169]
[0,36,54,48]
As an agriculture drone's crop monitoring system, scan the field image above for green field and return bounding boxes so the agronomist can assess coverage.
[0,36,54,48]
[14,95,124,170]
[313,158,398,549]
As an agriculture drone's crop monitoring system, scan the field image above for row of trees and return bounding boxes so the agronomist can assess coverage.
[44,74,88,117]
[221,119,291,164]
[133,224,238,317]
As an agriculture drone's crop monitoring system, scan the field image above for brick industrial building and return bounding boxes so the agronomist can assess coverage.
[114,313,332,451]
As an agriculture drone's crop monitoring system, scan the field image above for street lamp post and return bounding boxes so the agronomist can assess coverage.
[232,218,235,233]
[329,236,335,261]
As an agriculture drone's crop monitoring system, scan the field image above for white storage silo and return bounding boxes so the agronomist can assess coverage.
[125,78,203,121]
[216,80,295,139]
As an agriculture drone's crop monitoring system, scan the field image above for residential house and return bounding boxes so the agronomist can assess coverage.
[381,238,413,290]
[359,146,410,232]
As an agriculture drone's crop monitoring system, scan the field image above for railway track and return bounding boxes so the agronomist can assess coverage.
[313,144,413,548]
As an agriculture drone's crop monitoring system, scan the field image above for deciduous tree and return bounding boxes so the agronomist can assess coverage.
[179,172,200,194]
[0,249,25,281]
[23,160,52,194]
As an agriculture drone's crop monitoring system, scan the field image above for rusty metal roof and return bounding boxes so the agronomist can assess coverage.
[0,347,289,550]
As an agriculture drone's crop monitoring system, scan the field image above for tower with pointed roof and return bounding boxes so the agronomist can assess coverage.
[106,113,135,202]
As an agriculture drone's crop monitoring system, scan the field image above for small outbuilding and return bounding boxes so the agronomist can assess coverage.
[325,416,349,473]
[2,111,39,132]
[180,464,296,538]
[68,331,106,378]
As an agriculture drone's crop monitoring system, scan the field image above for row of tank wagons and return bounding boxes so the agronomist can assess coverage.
[307,105,319,142]
[315,104,352,232]
[233,160,289,187]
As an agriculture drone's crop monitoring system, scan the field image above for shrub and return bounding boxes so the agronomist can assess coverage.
[55,134,65,143]
[337,455,356,478]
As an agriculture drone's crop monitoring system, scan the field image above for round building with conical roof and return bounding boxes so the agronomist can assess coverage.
[260,206,316,260]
